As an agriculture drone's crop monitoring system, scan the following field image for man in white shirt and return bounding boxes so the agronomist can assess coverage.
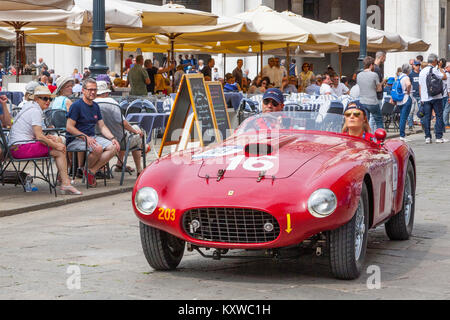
[330,74,350,96]
[320,74,333,95]
[419,53,447,143]
[272,57,286,88]
[262,57,276,86]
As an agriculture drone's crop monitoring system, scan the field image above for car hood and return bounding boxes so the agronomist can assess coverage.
[195,132,347,179]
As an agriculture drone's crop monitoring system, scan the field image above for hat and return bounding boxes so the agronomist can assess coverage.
[96,81,111,95]
[25,81,40,95]
[54,76,74,95]
[413,60,421,66]
[344,100,367,116]
[386,77,395,85]
[30,86,56,99]
[41,71,50,77]
[96,74,111,83]
[262,88,284,104]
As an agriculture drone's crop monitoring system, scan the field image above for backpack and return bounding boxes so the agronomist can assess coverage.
[426,67,443,97]
[390,75,405,102]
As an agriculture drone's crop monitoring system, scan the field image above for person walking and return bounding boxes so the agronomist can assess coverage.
[357,56,384,130]
[419,53,447,144]
[408,60,422,132]
[442,61,450,129]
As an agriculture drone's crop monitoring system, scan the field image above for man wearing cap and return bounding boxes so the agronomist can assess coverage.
[261,88,284,113]
[408,60,422,131]
[8,86,82,195]
[51,76,74,112]
[94,80,147,177]
[66,78,120,187]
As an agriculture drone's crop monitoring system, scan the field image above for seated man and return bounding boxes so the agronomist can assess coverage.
[94,81,147,177]
[7,86,81,195]
[66,78,120,187]
[342,101,377,143]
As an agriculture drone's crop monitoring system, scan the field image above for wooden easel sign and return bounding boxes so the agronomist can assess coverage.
[206,81,232,142]
[158,73,220,157]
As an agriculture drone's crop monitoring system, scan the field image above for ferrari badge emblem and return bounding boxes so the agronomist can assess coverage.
[228,190,234,196]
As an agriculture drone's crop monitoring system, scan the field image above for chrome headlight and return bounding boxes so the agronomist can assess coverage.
[135,187,158,215]
[308,189,337,218]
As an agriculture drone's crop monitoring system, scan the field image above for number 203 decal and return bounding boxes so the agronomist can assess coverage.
[158,208,176,221]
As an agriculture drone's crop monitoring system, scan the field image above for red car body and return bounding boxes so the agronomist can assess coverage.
[132,128,415,251]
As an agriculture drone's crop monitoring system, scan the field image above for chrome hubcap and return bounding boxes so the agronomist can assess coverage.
[404,176,413,225]
[354,197,365,261]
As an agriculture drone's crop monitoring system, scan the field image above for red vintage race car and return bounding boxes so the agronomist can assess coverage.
[132,111,416,280]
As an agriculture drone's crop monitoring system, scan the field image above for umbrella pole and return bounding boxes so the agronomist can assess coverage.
[286,43,290,75]
[260,42,263,76]
[339,45,342,79]
[120,43,124,80]
[256,53,259,75]
[223,53,226,79]
[170,35,175,92]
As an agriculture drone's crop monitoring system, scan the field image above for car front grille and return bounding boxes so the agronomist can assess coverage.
[183,208,280,244]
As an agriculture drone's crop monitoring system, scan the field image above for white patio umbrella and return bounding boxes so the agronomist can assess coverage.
[0,27,15,41]
[0,0,74,11]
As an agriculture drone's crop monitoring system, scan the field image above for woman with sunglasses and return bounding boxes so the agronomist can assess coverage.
[342,102,377,143]
[8,86,82,195]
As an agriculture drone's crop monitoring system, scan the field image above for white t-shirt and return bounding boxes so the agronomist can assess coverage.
[8,101,44,146]
[349,84,360,99]
[331,83,349,96]
[419,65,445,102]
[320,83,332,95]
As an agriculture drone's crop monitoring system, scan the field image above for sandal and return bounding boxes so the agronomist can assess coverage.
[59,185,82,195]
[114,164,135,173]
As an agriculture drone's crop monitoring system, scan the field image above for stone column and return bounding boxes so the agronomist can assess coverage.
[291,0,303,15]
[330,0,342,73]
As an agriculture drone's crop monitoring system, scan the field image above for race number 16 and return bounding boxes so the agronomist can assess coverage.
[226,155,277,172]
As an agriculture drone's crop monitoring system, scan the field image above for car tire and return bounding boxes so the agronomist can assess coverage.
[329,183,369,280]
[385,161,415,240]
[140,222,185,270]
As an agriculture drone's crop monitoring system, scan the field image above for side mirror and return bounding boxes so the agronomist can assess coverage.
[375,128,387,145]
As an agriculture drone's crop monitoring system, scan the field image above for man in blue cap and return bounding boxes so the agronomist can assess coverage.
[262,88,284,113]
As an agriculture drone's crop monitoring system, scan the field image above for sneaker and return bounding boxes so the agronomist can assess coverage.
[436,138,449,143]
[83,169,97,187]
[425,138,432,144]
[399,137,410,142]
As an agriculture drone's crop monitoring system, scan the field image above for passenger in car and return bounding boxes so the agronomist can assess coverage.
[342,101,377,143]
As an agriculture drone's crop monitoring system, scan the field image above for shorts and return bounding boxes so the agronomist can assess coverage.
[10,141,50,159]
[67,135,112,152]
[122,125,143,150]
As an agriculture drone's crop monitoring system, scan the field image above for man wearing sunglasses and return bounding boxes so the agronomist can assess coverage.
[262,88,285,113]
[66,78,120,187]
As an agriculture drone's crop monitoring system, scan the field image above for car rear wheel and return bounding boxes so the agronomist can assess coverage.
[140,222,185,270]
[329,183,369,280]
[385,161,415,240]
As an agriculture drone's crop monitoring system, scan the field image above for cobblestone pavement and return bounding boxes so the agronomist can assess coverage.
[1,132,449,300]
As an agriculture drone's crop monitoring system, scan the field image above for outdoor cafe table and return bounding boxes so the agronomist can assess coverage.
[126,113,170,143]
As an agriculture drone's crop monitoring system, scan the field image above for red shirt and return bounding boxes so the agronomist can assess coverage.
[48,85,57,93]
[344,131,378,143]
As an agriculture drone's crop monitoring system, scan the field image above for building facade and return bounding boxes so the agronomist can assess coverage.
[25,0,449,79]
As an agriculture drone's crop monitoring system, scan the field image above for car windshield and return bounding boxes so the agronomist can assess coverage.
[236,111,345,134]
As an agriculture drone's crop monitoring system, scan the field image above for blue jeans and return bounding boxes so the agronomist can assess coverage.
[423,99,444,139]
[363,103,384,131]
[408,96,420,127]
[398,97,412,137]
[443,96,450,126]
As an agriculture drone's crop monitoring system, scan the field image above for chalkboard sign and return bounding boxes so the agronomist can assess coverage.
[206,81,232,141]
[187,76,218,146]
[159,74,219,157]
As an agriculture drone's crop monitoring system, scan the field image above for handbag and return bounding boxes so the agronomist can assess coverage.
[416,103,425,118]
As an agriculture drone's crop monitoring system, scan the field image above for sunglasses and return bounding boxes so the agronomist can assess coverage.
[263,98,279,107]
[38,97,54,102]
[344,110,362,118]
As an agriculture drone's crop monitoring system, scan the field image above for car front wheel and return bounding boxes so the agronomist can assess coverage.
[329,183,369,280]
[140,222,185,270]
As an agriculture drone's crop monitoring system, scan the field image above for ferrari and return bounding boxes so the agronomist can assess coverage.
[132,111,416,279]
